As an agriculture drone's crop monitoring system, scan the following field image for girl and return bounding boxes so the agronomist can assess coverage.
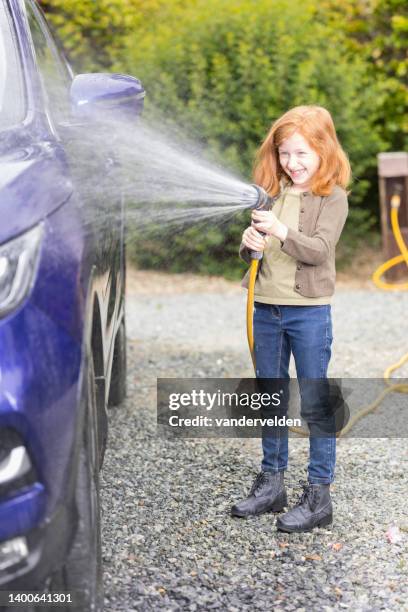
[231,105,350,533]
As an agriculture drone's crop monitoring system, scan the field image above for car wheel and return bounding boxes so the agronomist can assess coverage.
[49,355,103,611]
[108,317,127,407]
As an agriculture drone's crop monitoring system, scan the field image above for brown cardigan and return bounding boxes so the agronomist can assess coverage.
[239,185,349,298]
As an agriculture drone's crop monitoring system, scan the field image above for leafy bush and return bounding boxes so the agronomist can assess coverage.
[320,0,407,151]
[120,0,385,273]
[39,0,174,70]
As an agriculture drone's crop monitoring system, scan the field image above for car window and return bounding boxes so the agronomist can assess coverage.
[0,4,26,129]
[25,0,71,123]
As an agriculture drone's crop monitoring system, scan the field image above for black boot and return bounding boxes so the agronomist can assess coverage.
[276,480,333,533]
[231,471,287,517]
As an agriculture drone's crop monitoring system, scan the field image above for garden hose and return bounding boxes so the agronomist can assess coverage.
[338,193,408,435]
[245,184,274,369]
[372,194,408,290]
[246,258,260,369]
[246,192,408,437]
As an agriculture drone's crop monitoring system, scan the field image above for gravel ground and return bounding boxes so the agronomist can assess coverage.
[100,270,408,611]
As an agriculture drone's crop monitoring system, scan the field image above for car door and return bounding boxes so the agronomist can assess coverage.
[24,0,123,375]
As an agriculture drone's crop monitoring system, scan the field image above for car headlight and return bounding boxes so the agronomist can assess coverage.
[0,224,43,318]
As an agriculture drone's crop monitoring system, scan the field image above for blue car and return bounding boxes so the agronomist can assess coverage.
[0,0,144,608]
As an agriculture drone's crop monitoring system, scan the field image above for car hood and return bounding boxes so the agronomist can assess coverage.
[0,140,73,244]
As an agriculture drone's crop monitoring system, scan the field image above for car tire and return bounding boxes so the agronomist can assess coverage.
[108,316,127,407]
[48,355,103,612]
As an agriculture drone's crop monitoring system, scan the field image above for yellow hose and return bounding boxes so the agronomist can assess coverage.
[246,193,408,437]
[246,259,260,370]
[372,195,408,290]
[340,195,408,435]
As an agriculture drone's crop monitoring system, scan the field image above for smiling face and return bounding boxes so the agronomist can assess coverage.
[278,131,320,191]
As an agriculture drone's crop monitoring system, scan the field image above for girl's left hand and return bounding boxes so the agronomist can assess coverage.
[251,209,280,236]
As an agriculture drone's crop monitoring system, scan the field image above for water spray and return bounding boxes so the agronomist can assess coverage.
[46,107,271,369]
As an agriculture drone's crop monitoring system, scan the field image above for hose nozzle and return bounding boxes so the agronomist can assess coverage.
[249,184,274,210]
[247,184,275,260]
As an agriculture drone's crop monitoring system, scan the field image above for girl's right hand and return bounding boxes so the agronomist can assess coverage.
[242,226,267,252]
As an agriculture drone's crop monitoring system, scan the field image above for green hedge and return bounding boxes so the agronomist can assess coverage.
[120,0,384,274]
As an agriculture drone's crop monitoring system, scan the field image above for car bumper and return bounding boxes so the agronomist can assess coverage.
[0,497,77,590]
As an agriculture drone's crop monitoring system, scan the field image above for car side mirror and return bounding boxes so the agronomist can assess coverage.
[70,73,145,121]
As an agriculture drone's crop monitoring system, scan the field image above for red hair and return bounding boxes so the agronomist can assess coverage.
[253,105,351,196]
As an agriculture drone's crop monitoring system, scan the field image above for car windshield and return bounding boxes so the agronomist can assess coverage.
[0,4,26,130]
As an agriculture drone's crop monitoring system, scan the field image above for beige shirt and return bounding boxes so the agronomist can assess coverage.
[253,191,331,305]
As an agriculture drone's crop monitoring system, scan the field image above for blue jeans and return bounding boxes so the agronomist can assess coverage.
[254,302,336,485]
